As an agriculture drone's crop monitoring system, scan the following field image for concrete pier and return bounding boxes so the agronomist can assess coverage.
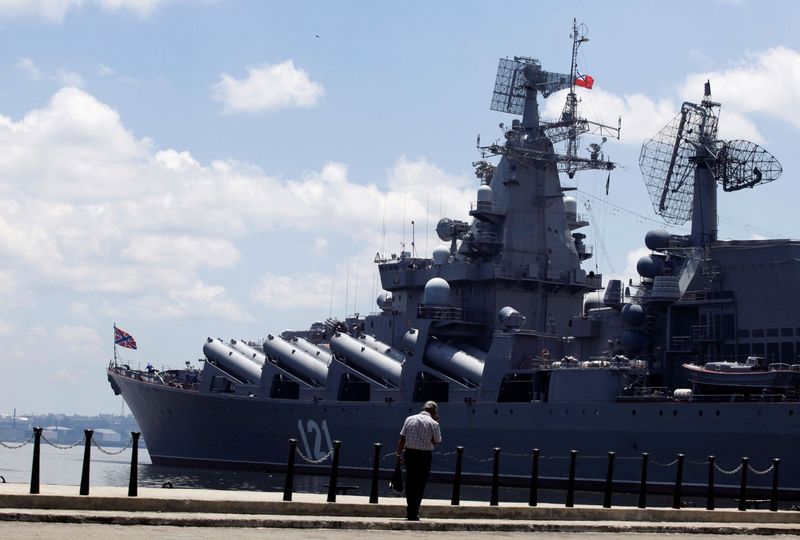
[2,483,800,534]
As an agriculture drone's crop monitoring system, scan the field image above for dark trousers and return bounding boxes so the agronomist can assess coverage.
[404,448,432,519]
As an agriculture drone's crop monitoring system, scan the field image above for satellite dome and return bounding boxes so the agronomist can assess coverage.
[563,196,577,216]
[376,292,392,311]
[423,277,450,306]
[621,330,645,355]
[477,184,493,203]
[497,306,526,329]
[636,255,664,278]
[583,291,604,313]
[645,229,670,251]
[432,245,450,266]
[621,303,645,326]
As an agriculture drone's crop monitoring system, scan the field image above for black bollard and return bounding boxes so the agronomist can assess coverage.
[29,427,43,495]
[369,442,381,504]
[770,458,780,512]
[528,448,540,507]
[283,439,297,501]
[603,451,615,509]
[672,454,684,509]
[637,452,648,509]
[565,450,577,508]
[451,446,464,506]
[738,457,749,511]
[706,455,715,511]
[326,440,342,503]
[490,447,501,506]
[79,429,94,496]
[128,432,140,497]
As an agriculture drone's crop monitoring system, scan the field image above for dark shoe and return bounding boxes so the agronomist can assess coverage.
[406,516,419,521]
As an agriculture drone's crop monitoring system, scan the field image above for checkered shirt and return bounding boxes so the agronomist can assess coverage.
[400,411,442,451]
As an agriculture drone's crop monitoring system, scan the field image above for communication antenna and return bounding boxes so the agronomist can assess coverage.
[411,220,416,257]
[483,19,621,178]
[639,81,782,227]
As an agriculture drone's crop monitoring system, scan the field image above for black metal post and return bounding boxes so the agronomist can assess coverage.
[451,446,464,506]
[603,451,615,509]
[79,429,94,496]
[283,438,297,501]
[637,452,648,509]
[738,457,749,511]
[770,458,780,512]
[490,447,501,506]
[706,455,715,511]
[326,440,341,503]
[369,442,381,504]
[29,427,43,495]
[127,432,140,497]
[672,453,684,509]
[566,450,577,508]
[528,448,540,507]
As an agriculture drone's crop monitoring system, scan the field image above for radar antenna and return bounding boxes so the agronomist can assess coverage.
[639,81,782,226]
[483,19,621,178]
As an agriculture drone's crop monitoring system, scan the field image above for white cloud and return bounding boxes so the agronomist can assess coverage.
[680,47,800,131]
[16,57,85,88]
[16,57,45,80]
[0,0,169,21]
[56,68,85,87]
[211,60,325,113]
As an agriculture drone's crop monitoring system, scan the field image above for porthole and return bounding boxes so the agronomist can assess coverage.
[631,410,637,416]
[715,410,720,416]
[672,410,678,416]
[659,410,664,416]
[698,410,703,416]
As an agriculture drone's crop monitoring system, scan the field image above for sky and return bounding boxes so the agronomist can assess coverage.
[1,0,799,415]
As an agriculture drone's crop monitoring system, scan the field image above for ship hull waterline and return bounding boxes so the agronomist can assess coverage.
[110,370,800,497]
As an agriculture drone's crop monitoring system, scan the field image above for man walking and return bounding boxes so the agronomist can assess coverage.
[396,400,442,521]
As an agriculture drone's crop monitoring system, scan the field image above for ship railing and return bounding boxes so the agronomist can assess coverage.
[469,201,504,213]
[417,305,464,320]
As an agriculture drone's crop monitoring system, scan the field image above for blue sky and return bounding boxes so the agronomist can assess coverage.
[1,0,799,415]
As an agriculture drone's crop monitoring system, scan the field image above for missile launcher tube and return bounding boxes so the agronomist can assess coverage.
[289,336,333,366]
[203,338,262,384]
[229,339,266,366]
[329,332,402,386]
[262,334,329,385]
[404,331,484,384]
[359,334,406,362]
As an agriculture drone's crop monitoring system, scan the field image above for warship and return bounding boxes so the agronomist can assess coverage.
[109,21,800,492]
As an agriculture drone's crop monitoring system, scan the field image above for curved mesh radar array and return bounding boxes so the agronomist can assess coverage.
[490,57,571,115]
[639,85,782,225]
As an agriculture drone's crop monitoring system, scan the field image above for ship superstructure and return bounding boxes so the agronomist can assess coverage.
[109,20,800,493]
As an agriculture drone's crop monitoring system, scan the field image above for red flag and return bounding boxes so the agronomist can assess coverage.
[575,74,594,89]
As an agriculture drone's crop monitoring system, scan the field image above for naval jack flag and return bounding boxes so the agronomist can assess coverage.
[114,325,137,350]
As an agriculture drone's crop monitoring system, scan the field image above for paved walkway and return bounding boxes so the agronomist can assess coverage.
[2,483,800,534]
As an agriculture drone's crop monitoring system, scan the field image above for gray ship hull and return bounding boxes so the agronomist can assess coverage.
[111,371,797,491]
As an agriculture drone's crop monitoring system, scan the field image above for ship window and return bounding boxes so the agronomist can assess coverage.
[737,343,751,359]
[767,342,780,361]
[631,410,636,416]
[672,410,678,416]
[767,328,779,337]
[753,329,765,338]
[783,328,795,337]
[715,410,720,416]
[737,329,750,338]
[752,343,765,355]
[698,410,703,416]
[723,315,735,340]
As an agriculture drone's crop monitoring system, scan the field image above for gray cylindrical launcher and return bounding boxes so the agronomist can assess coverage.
[358,334,406,362]
[262,334,328,385]
[329,332,402,386]
[229,339,266,365]
[404,330,484,385]
[289,336,333,366]
[203,338,262,384]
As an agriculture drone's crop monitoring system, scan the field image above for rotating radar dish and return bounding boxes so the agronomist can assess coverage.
[715,139,782,192]
[639,102,718,225]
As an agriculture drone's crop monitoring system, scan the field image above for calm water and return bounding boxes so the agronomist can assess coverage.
[0,441,743,508]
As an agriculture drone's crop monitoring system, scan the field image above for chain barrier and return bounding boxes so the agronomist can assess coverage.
[748,463,775,475]
[92,437,133,456]
[0,436,33,450]
[714,462,743,475]
[651,459,678,467]
[685,458,710,466]
[40,434,85,450]
[295,446,333,464]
